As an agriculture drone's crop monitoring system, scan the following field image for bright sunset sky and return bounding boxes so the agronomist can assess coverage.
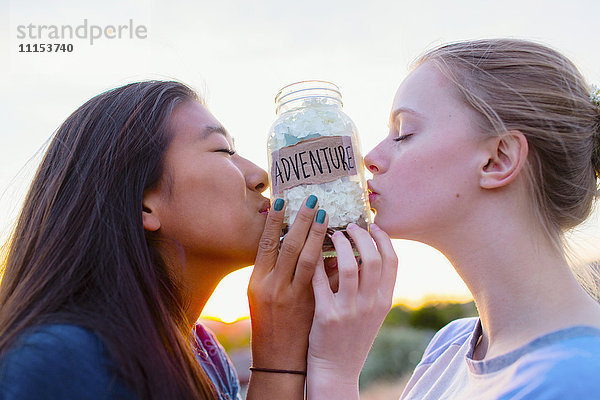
[2,0,600,322]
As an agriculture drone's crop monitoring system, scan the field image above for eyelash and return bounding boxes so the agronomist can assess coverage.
[216,149,236,156]
[393,134,412,142]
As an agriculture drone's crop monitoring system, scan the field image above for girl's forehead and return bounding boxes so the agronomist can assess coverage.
[396,64,450,97]
[391,65,448,113]
[169,101,234,145]
[391,64,483,131]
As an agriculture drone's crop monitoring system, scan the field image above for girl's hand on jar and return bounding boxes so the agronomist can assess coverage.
[306,223,398,400]
[246,196,328,399]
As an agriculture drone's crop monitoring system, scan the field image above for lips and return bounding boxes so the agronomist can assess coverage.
[367,180,379,203]
[259,200,271,215]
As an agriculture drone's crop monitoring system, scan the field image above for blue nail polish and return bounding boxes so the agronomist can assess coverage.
[306,195,317,209]
[316,209,326,224]
[273,198,284,211]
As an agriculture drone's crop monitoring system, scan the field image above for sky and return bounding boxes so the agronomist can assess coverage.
[2,0,600,322]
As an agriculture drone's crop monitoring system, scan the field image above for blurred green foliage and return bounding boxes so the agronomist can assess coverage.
[209,301,479,391]
[383,301,477,330]
[214,329,251,352]
[360,326,433,388]
[359,301,478,388]
[409,301,477,330]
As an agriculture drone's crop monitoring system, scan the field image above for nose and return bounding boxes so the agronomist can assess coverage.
[364,145,383,174]
[250,168,269,193]
[237,156,269,193]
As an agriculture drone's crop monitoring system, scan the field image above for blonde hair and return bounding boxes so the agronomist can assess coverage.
[416,39,600,298]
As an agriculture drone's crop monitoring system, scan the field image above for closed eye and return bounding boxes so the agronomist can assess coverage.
[216,149,236,156]
[393,134,413,142]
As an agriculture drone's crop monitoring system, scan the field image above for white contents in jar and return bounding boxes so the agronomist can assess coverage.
[269,98,368,228]
[284,178,366,227]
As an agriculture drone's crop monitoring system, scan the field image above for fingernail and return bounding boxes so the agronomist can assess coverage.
[370,223,380,232]
[306,195,317,209]
[316,209,326,224]
[347,223,358,230]
[273,198,284,211]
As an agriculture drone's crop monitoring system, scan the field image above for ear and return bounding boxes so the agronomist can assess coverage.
[142,191,162,232]
[479,130,528,189]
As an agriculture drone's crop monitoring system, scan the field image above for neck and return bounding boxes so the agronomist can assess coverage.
[158,241,242,325]
[181,256,239,324]
[430,201,600,359]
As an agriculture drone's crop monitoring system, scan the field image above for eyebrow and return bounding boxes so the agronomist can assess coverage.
[389,107,424,125]
[202,125,229,138]
[201,125,236,145]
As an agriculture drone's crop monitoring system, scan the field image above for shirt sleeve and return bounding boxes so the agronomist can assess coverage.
[0,324,134,400]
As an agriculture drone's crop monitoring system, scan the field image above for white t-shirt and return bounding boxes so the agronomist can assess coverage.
[400,317,600,399]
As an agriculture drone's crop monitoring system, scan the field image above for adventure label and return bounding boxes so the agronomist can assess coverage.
[270,135,358,194]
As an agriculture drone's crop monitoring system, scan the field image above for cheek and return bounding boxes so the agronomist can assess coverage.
[388,150,438,192]
[383,145,470,209]
[165,169,246,228]
[189,164,247,203]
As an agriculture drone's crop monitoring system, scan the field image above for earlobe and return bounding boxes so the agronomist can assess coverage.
[142,209,161,232]
[142,194,161,232]
[479,130,528,189]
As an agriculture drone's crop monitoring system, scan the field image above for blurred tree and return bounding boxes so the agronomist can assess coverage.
[408,304,446,330]
[360,301,478,390]
[360,326,433,388]
[408,301,477,331]
[382,304,411,326]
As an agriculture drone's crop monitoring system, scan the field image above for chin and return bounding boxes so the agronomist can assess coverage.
[373,216,407,240]
[239,251,259,268]
[373,214,393,231]
[218,252,256,274]
[234,241,261,267]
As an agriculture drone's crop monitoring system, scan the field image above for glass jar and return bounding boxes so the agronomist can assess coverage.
[267,80,371,257]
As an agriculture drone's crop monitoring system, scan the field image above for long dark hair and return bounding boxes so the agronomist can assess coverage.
[0,81,218,399]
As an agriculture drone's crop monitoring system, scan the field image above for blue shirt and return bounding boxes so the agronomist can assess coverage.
[0,323,241,399]
[401,317,600,399]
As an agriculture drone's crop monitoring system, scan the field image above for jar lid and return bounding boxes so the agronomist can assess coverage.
[275,80,342,113]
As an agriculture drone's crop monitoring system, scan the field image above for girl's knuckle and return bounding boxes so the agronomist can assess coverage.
[279,239,302,257]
